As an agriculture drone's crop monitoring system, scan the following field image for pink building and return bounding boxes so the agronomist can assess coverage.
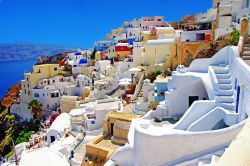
[141,16,166,30]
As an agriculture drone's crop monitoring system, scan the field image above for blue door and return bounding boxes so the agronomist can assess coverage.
[236,85,241,113]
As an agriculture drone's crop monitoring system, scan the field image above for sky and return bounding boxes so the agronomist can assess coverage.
[0,0,212,48]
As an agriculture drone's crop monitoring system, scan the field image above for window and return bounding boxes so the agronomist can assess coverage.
[28,91,31,95]
[24,90,27,94]
[47,104,49,108]
[26,77,29,81]
[38,69,41,73]
[53,80,55,83]
[160,91,165,96]
[27,84,29,88]
[54,67,58,71]
[50,136,55,143]
[51,93,59,98]
[34,93,39,98]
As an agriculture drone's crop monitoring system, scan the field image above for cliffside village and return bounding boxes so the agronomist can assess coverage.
[2,0,250,166]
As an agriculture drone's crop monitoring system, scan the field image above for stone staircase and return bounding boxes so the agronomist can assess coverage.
[242,36,250,66]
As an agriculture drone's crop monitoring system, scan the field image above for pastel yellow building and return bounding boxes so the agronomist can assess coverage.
[155,27,175,39]
[20,64,60,102]
[141,31,152,45]
[143,39,176,66]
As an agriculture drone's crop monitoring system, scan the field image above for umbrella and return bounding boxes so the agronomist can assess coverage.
[119,78,132,82]
[119,81,131,86]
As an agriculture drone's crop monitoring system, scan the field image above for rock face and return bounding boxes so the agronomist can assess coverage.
[0,42,75,62]
[36,52,71,65]
[1,83,21,108]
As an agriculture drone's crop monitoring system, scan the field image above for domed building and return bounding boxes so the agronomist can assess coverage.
[78,58,88,66]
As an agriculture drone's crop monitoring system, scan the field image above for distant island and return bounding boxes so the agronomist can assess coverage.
[0,42,76,62]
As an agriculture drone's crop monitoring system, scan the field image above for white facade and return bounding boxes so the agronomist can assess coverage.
[107,45,250,166]
[95,60,111,73]
[83,99,123,131]
[181,30,211,42]
[32,86,60,111]
[47,113,72,144]
[114,61,133,73]
[132,42,143,67]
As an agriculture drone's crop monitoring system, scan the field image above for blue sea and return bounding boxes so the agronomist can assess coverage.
[0,59,36,99]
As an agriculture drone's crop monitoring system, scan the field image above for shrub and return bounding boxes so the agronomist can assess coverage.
[15,130,33,144]
[145,70,162,83]
[230,28,240,46]
[148,101,159,110]
[155,69,162,75]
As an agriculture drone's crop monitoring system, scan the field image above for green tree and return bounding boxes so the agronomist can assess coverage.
[90,47,97,60]
[230,28,240,46]
[28,99,43,119]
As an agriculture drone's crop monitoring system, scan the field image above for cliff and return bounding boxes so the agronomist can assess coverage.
[1,83,21,108]
[0,42,75,62]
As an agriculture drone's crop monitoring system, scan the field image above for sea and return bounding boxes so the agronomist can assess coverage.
[0,59,36,99]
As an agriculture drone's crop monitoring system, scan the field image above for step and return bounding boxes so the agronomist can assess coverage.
[244,44,250,47]
[219,103,236,110]
[218,84,232,90]
[215,89,234,96]
[218,64,227,67]
[243,47,250,51]
[218,79,231,84]
[215,95,234,103]
[216,73,231,79]
[242,51,250,56]
[244,60,250,66]
[213,66,229,74]
[210,155,220,164]
[198,159,210,166]
[242,56,250,60]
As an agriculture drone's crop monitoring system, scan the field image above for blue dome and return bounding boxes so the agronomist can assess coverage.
[75,52,82,55]
[79,58,87,64]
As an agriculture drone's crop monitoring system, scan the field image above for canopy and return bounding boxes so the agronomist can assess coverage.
[129,67,141,72]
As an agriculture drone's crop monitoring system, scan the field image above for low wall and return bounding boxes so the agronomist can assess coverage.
[132,121,245,166]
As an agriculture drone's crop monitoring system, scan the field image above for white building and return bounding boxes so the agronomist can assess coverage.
[181,29,211,42]
[95,60,111,73]
[82,99,123,131]
[19,148,70,166]
[47,113,72,144]
[32,86,60,111]
[106,45,250,166]
[32,76,75,111]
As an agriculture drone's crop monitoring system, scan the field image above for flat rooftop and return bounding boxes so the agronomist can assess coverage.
[106,111,141,121]
[96,135,121,151]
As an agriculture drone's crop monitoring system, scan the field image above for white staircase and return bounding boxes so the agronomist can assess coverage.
[197,148,229,166]
[131,74,144,101]
[210,65,235,111]
[175,148,227,166]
